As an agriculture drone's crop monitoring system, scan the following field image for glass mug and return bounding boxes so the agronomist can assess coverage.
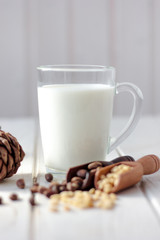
[37,65,143,172]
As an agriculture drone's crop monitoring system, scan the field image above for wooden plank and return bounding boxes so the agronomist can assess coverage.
[0,118,35,240]
[0,0,30,117]
[152,0,160,113]
[133,116,160,216]
[1,117,160,240]
[140,173,160,219]
[70,0,110,65]
[1,0,159,118]
[37,0,69,64]
[111,0,153,115]
[25,0,39,116]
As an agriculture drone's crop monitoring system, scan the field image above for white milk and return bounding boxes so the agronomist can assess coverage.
[38,84,115,171]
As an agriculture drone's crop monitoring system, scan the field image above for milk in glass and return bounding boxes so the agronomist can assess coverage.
[38,84,115,171]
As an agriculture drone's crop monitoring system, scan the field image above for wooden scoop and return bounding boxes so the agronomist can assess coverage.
[94,154,160,193]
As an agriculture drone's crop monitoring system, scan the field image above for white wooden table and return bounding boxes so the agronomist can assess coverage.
[0,116,160,240]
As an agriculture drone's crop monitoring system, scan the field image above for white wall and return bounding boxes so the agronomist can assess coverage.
[0,0,160,117]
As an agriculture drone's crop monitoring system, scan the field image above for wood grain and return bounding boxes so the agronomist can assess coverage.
[0,117,160,240]
[1,1,160,116]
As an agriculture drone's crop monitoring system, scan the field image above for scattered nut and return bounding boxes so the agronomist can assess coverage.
[16,178,25,189]
[29,195,36,206]
[10,193,18,201]
[89,188,95,194]
[49,181,59,189]
[44,190,55,198]
[66,182,79,191]
[76,169,87,179]
[33,182,39,186]
[61,180,67,185]
[90,168,97,174]
[49,183,59,194]
[30,185,39,194]
[58,184,66,192]
[88,161,102,170]
[38,186,48,194]
[71,176,83,188]
[45,173,53,182]
[71,176,83,183]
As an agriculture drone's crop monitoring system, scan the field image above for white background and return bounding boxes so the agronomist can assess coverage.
[0,0,160,117]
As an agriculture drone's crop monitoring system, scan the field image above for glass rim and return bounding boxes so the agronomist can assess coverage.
[37,64,115,72]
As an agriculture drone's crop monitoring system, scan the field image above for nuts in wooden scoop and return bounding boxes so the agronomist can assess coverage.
[95,154,160,193]
[97,164,133,193]
[66,156,134,190]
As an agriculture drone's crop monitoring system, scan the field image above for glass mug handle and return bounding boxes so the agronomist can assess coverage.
[109,82,143,153]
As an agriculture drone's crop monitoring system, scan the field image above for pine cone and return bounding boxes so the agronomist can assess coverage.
[0,130,25,180]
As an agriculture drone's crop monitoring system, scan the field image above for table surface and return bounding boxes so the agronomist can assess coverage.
[0,116,160,240]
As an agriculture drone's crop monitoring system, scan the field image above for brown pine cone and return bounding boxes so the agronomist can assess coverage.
[0,130,25,180]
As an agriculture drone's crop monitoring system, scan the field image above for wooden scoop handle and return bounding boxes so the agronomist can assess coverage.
[137,154,160,175]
